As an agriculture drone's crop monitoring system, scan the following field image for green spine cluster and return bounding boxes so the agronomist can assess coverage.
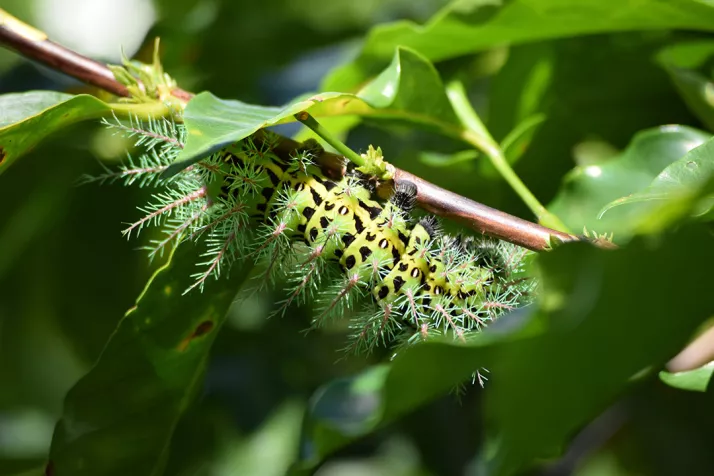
[91,116,534,352]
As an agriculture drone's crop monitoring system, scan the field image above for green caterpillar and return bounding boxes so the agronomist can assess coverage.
[94,116,533,352]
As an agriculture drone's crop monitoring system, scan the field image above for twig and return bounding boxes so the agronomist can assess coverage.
[0,9,591,251]
[446,80,570,233]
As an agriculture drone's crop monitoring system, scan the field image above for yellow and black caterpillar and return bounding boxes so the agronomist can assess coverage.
[98,117,533,352]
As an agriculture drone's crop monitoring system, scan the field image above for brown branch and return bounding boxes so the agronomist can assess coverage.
[0,10,596,251]
[267,134,584,251]
[0,13,128,97]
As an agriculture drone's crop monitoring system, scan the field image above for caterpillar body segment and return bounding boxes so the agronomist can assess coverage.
[102,121,533,351]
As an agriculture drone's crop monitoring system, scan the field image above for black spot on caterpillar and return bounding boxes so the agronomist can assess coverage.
[359,246,373,261]
[358,199,382,220]
[265,169,280,186]
[302,207,315,220]
[309,188,323,206]
[103,125,533,353]
[342,233,356,247]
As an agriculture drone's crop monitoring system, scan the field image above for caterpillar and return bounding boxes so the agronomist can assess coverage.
[91,115,534,352]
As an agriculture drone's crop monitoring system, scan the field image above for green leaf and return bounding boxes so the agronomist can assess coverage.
[547,125,711,238]
[487,42,554,143]
[294,308,540,471]
[660,362,714,392]
[296,225,713,473]
[48,245,253,475]
[168,47,461,174]
[295,365,392,471]
[2,466,44,476]
[222,401,304,476]
[598,136,714,231]
[486,33,704,214]
[485,227,714,475]
[0,92,108,175]
[499,113,547,166]
[657,40,714,131]
[0,91,166,176]
[419,149,480,167]
[323,0,714,92]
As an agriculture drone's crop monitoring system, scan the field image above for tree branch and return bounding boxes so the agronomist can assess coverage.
[0,9,594,251]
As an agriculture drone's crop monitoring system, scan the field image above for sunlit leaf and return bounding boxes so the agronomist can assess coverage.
[0,92,168,175]
[598,136,714,231]
[660,362,714,393]
[657,40,714,131]
[324,0,714,92]
[168,47,460,174]
[0,92,112,175]
[547,125,711,239]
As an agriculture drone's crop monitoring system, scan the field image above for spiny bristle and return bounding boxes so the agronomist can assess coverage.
[90,118,535,355]
[272,250,328,317]
[313,271,365,325]
[345,302,402,354]
[390,180,418,216]
[418,215,441,239]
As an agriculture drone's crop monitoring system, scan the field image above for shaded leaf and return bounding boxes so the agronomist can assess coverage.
[323,0,714,92]
[222,401,304,476]
[492,34,703,213]
[168,47,460,174]
[660,362,714,393]
[418,149,479,167]
[294,308,539,471]
[499,114,547,166]
[296,223,714,473]
[295,365,391,471]
[484,227,714,475]
[657,40,714,131]
[488,43,554,144]
[48,245,253,475]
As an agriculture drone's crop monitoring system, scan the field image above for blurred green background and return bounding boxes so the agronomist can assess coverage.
[2,1,714,475]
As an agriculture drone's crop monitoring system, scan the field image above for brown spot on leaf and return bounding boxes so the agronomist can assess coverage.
[0,147,6,165]
[177,320,215,351]
[192,320,214,337]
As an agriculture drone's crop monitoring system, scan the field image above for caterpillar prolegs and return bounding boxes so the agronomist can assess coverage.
[96,116,534,352]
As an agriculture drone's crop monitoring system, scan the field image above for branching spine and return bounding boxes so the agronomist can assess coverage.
[89,115,535,354]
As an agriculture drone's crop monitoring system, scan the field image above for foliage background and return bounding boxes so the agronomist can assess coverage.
[1,0,714,475]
